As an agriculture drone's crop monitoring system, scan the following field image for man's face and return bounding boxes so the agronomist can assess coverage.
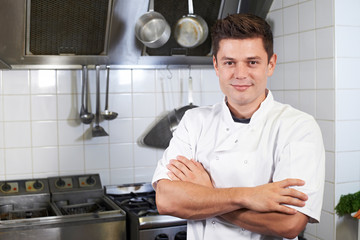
[213,38,277,117]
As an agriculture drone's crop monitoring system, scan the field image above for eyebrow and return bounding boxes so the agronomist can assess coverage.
[246,56,262,61]
[219,56,235,61]
[219,56,262,61]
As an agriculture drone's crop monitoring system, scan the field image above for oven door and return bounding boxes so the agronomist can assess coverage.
[139,225,187,240]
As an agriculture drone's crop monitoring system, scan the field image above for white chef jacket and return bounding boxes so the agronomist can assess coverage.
[152,90,325,240]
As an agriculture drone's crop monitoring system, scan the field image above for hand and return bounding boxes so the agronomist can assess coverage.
[167,155,213,188]
[243,179,308,215]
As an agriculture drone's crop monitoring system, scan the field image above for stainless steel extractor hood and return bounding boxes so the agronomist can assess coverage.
[0,0,273,69]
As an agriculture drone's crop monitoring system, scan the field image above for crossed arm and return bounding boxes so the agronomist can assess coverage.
[155,156,309,239]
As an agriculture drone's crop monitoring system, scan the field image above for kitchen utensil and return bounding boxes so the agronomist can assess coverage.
[135,0,171,48]
[101,66,118,120]
[141,70,197,148]
[168,74,197,132]
[79,66,94,124]
[174,0,208,48]
[92,65,109,137]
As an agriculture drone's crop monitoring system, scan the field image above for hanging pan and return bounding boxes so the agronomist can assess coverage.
[141,70,198,149]
[174,0,209,48]
[135,0,171,48]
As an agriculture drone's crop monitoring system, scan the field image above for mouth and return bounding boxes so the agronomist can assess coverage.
[231,84,252,91]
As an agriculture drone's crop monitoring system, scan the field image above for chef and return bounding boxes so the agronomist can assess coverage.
[152,13,325,240]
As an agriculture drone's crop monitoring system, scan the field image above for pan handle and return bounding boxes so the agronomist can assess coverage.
[188,69,194,104]
[168,110,179,133]
[148,0,154,12]
[188,0,194,15]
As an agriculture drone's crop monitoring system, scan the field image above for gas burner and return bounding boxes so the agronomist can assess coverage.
[105,182,187,240]
[119,192,156,210]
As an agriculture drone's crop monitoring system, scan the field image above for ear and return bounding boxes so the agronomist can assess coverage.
[267,53,277,77]
[213,55,219,76]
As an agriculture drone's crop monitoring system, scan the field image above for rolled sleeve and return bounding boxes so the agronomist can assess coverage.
[273,124,325,222]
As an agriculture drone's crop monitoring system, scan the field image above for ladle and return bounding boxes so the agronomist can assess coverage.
[92,65,109,137]
[79,65,94,124]
[101,66,118,120]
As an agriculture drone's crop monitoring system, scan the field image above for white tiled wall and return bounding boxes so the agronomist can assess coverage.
[334,0,360,239]
[0,67,222,185]
[268,3,335,239]
[268,0,360,239]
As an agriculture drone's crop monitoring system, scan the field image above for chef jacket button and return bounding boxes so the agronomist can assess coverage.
[235,139,238,143]
[244,160,248,164]
[212,221,215,224]
[226,128,229,131]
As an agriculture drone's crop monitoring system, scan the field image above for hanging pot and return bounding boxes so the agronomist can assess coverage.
[174,0,208,48]
[135,0,171,48]
[141,72,197,149]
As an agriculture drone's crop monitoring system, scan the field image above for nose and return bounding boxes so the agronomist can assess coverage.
[234,63,248,79]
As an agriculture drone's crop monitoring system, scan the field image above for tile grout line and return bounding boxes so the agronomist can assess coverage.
[29,70,35,179]
[0,70,5,180]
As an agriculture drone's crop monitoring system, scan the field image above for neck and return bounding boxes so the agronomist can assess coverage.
[227,103,259,119]
[226,90,268,119]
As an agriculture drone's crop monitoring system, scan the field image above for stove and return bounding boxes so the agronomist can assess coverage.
[0,174,126,240]
[106,182,187,240]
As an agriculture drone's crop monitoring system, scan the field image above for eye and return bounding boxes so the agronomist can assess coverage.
[249,60,258,65]
[224,61,234,66]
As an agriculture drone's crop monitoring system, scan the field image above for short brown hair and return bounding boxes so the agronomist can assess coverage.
[211,13,273,62]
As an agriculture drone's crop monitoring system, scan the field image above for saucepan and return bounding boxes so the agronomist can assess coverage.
[174,0,209,48]
[141,71,198,149]
[135,0,171,48]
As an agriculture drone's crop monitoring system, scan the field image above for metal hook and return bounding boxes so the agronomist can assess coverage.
[166,65,173,79]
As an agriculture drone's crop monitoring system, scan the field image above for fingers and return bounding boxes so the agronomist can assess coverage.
[166,156,194,181]
[167,171,180,181]
[274,204,298,215]
[277,179,308,202]
[275,179,308,214]
[167,156,198,176]
[280,195,306,208]
[278,178,305,188]
[168,159,190,174]
[175,156,198,171]
[166,156,213,187]
[281,187,308,201]
[166,161,187,180]
[246,178,309,214]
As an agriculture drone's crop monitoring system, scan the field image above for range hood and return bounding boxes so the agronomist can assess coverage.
[0,0,273,69]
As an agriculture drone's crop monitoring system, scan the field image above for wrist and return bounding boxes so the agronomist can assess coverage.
[229,187,247,209]
[230,187,249,209]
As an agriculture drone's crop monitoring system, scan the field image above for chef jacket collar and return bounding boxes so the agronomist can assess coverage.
[222,89,274,129]
[214,90,274,152]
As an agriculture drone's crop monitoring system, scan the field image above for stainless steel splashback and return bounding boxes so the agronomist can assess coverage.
[0,0,273,69]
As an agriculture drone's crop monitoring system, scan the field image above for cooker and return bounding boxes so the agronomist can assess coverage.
[106,182,187,240]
